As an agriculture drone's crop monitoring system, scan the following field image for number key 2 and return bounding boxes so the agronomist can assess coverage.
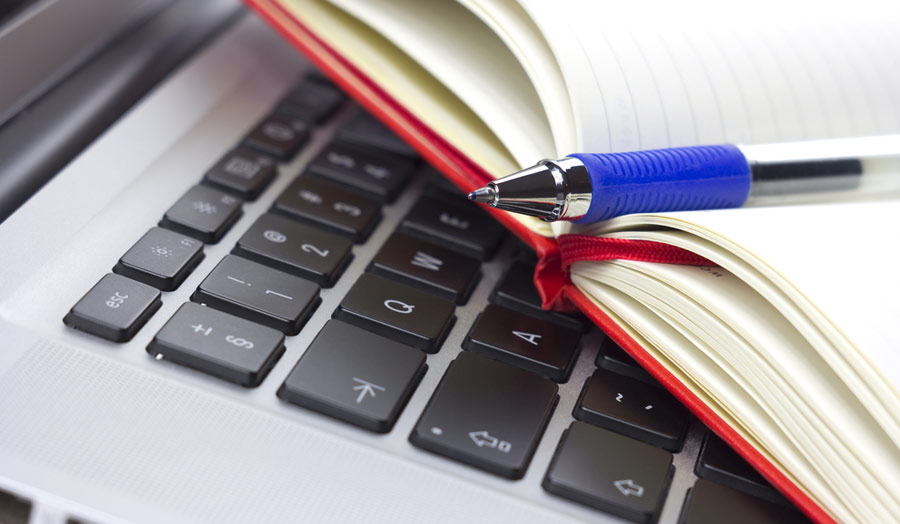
[233,213,353,287]
[147,302,285,387]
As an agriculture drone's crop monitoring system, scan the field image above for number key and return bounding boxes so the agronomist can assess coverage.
[147,302,285,387]
[273,176,381,242]
[233,213,353,287]
[400,196,505,260]
[306,142,414,202]
[192,255,320,335]
[275,77,345,125]
[242,114,309,161]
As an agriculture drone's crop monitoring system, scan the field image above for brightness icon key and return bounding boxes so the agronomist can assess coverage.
[115,227,205,291]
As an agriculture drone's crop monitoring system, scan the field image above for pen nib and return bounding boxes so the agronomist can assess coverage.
[468,186,496,205]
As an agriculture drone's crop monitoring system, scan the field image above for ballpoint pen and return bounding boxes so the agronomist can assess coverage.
[467,135,900,223]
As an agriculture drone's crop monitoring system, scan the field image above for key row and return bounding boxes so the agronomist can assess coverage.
[539,333,808,523]
[63,72,347,341]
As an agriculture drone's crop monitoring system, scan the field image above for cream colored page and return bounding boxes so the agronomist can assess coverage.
[456,0,577,155]
[517,0,900,153]
[327,0,555,168]
[571,279,848,519]
[610,262,900,510]
[281,0,553,236]
[280,0,517,177]
[647,201,900,392]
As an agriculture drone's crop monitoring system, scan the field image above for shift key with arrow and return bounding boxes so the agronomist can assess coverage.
[278,320,426,433]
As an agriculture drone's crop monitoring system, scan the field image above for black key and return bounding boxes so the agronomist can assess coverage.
[595,336,657,385]
[307,69,337,88]
[64,274,162,342]
[695,432,782,503]
[333,273,455,353]
[114,227,204,291]
[399,196,505,260]
[203,147,277,200]
[368,232,481,304]
[0,489,31,524]
[410,352,558,479]
[147,302,285,387]
[306,142,414,202]
[233,213,353,287]
[160,185,242,244]
[489,260,588,332]
[679,480,808,524]
[422,166,465,201]
[543,421,673,524]
[275,78,345,125]
[337,109,418,159]
[191,255,320,335]
[513,240,539,264]
[278,320,426,433]
[463,305,581,382]
[272,176,381,242]
[574,368,689,451]
[242,113,309,161]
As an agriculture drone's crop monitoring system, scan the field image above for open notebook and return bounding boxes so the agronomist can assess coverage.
[245,0,900,522]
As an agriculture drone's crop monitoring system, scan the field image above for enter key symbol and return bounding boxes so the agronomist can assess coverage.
[469,430,512,453]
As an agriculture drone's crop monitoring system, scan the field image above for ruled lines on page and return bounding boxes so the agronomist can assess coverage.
[518,0,900,153]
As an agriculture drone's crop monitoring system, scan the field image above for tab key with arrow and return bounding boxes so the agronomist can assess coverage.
[278,320,426,433]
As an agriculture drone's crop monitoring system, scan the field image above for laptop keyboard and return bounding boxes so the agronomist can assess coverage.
[61,72,808,524]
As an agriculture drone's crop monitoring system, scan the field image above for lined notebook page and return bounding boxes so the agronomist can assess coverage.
[518,0,900,153]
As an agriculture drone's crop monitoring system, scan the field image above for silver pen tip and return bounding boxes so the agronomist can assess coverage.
[467,186,496,205]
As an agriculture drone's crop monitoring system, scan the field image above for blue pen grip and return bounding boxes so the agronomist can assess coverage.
[570,144,752,223]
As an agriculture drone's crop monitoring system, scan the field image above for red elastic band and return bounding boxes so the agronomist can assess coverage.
[534,234,714,311]
[558,234,714,270]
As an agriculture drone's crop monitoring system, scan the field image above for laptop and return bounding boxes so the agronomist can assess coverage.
[0,1,806,523]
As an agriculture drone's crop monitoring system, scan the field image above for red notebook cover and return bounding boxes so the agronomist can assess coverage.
[245,2,834,521]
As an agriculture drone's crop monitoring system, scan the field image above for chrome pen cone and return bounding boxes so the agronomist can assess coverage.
[467,186,497,204]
